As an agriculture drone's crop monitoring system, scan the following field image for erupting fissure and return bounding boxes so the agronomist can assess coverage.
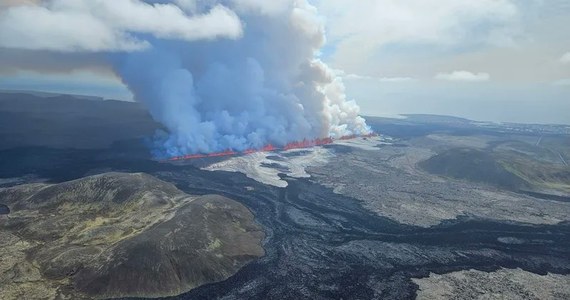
[166,133,378,161]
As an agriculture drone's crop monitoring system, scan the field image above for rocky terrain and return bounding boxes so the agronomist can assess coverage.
[1,95,569,299]
[413,268,570,299]
[307,136,570,227]
[203,148,334,188]
[192,124,570,228]
[0,92,161,150]
[0,172,265,299]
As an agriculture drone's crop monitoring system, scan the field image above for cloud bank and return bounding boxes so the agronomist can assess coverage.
[435,71,491,82]
[0,0,370,157]
[315,0,520,71]
[0,0,242,52]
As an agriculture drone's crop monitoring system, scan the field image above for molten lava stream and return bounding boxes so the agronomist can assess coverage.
[166,134,375,161]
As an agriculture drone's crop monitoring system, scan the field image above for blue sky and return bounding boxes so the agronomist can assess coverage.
[1,0,569,124]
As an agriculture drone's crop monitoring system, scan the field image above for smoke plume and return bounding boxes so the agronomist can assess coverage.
[113,0,369,157]
[0,0,371,157]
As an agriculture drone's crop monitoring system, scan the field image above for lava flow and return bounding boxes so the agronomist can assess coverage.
[166,133,378,162]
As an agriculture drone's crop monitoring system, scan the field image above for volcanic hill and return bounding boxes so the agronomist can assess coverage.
[0,172,265,299]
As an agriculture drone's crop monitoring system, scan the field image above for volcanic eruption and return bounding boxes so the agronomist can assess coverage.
[112,0,371,158]
[0,0,371,158]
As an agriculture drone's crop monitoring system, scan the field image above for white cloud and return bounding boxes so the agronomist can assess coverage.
[314,0,520,71]
[435,71,490,82]
[561,52,570,64]
[0,0,242,52]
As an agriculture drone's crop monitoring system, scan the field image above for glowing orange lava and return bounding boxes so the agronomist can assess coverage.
[166,133,377,162]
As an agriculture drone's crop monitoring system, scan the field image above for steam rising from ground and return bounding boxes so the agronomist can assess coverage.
[203,136,386,188]
[0,0,370,157]
[114,1,370,157]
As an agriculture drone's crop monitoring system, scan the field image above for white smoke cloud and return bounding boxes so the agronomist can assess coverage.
[0,0,370,157]
[435,71,490,82]
[0,0,242,52]
[114,1,370,157]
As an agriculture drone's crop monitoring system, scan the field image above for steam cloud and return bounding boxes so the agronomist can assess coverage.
[0,0,371,157]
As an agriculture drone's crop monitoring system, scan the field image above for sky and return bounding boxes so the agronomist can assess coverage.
[1,0,569,124]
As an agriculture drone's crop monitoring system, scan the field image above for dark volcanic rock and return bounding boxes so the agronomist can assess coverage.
[418,148,528,190]
[0,92,162,150]
[0,173,264,299]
